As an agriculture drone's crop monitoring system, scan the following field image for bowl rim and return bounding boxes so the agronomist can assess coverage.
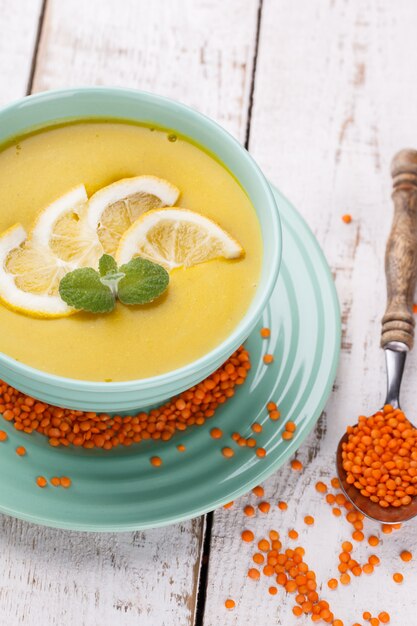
[0,86,282,391]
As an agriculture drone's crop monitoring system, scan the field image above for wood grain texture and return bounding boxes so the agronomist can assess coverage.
[33,0,260,140]
[204,0,417,623]
[0,516,203,626]
[0,2,261,625]
[381,149,417,349]
[0,0,44,103]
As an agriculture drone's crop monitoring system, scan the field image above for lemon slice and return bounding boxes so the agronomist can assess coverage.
[86,176,180,256]
[31,184,103,268]
[116,208,243,270]
[0,224,73,317]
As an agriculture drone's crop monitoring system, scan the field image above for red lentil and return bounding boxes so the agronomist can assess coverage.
[260,328,271,338]
[342,406,417,509]
[342,214,352,223]
[278,501,288,511]
[244,505,255,516]
[15,446,26,456]
[352,530,365,542]
[291,459,303,471]
[393,572,403,583]
[224,599,235,609]
[269,410,280,421]
[241,530,255,543]
[0,347,250,451]
[400,550,412,562]
[258,501,270,514]
[0,430,7,441]
[210,427,223,439]
[263,354,274,364]
[36,476,47,488]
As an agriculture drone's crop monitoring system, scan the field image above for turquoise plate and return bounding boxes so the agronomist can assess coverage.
[0,186,340,531]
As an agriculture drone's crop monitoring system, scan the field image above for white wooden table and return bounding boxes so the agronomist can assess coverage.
[1,1,417,624]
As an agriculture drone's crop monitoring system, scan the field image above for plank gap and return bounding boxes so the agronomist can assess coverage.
[197,3,263,622]
[193,512,214,626]
[244,0,264,149]
[25,0,48,95]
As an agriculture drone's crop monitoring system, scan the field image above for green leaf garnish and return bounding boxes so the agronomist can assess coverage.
[59,267,115,313]
[99,254,118,276]
[59,254,169,314]
[118,257,169,305]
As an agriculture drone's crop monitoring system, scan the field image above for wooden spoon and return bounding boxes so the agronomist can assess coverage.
[337,149,417,523]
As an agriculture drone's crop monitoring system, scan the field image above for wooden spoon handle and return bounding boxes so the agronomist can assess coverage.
[381,149,417,350]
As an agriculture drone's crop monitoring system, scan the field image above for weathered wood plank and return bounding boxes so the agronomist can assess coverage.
[34,0,260,140]
[0,516,203,626]
[0,0,44,103]
[0,1,261,625]
[204,1,417,623]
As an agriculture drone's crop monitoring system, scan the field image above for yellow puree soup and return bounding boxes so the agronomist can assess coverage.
[0,121,262,381]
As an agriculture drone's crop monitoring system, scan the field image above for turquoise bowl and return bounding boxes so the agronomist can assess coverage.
[0,87,281,412]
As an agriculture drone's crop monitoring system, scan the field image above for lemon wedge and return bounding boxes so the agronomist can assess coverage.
[116,208,243,270]
[0,185,104,318]
[0,224,73,317]
[31,184,103,268]
[86,176,180,256]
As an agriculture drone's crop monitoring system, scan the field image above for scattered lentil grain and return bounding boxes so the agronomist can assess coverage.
[258,501,270,514]
[244,505,255,516]
[400,550,412,562]
[241,530,255,543]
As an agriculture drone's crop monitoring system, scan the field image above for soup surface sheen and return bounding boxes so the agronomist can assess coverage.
[0,121,262,381]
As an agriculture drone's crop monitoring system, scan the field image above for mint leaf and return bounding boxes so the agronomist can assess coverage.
[59,267,115,313]
[118,257,169,305]
[99,254,118,277]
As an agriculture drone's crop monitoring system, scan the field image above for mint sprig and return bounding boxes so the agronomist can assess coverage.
[119,257,169,305]
[59,255,169,314]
